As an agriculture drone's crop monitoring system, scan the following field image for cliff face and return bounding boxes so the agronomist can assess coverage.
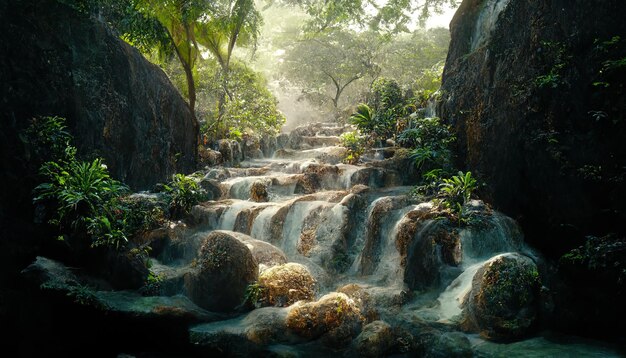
[440,0,626,255]
[0,2,197,346]
[0,0,196,191]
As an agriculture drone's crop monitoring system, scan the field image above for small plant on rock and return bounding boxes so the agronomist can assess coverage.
[439,171,479,221]
[163,173,206,217]
[340,130,366,164]
[242,282,267,309]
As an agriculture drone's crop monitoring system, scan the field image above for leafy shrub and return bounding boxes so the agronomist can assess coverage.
[199,62,286,142]
[30,116,164,251]
[24,116,73,162]
[403,117,455,173]
[163,174,206,217]
[413,168,446,197]
[35,156,128,230]
[370,77,403,112]
[439,171,478,215]
[349,104,375,132]
[339,130,366,164]
[350,78,408,141]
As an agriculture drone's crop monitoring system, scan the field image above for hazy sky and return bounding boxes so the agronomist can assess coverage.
[425,5,457,28]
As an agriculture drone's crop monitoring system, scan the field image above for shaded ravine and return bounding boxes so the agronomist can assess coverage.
[22,122,624,356]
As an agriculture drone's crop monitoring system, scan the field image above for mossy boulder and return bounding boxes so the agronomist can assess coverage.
[184,232,258,312]
[258,263,316,307]
[349,320,395,357]
[286,292,365,347]
[235,235,287,270]
[462,253,540,341]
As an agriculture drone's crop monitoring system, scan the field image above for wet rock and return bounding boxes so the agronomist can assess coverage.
[404,217,461,291]
[317,146,348,164]
[337,284,378,322]
[260,134,277,157]
[218,139,242,166]
[226,231,288,269]
[286,292,365,347]
[142,261,192,296]
[22,257,221,323]
[274,148,296,159]
[440,0,626,256]
[234,207,268,235]
[198,147,223,167]
[294,173,321,194]
[349,167,399,188]
[190,202,230,231]
[301,135,341,148]
[100,248,150,290]
[360,196,410,275]
[243,136,264,159]
[190,306,298,351]
[367,148,418,186]
[198,177,223,201]
[417,331,472,358]
[0,0,196,190]
[204,167,232,181]
[395,202,435,267]
[250,180,269,202]
[184,232,258,312]
[258,263,317,307]
[349,320,394,357]
[22,256,82,289]
[462,253,540,341]
[276,133,290,150]
[303,163,340,189]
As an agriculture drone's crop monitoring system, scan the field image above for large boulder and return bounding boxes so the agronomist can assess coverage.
[257,263,316,307]
[440,0,626,254]
[184,232,258,311]
[349,320,395,357]
[286,292,365,346]
[225,231,288,269]
[0,0,196,191]
[461,253,540,341]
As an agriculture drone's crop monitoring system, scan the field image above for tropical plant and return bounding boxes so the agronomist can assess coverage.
[339,130,366,164]
[439,171,478,211]
[163,173,206,217]
[349,104,374,131]
[35,157,128,227]
[402,117,455,172]
[29,117,164,250]
[86,215,128,249]
[24,116,73,162]
[197,61,285,141]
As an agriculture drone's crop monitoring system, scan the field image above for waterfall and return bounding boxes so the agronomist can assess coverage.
[471,0,512,51]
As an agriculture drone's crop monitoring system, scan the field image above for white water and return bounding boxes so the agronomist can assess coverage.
[217,200,258,231]
[371,205,420,286]
[250,205,281,242]
[436,260,484,321]
[471,0,512,51]
[280,201,334,257]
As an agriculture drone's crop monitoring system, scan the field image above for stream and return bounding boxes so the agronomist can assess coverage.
[143,122,621,356]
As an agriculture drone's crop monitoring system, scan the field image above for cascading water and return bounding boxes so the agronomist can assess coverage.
[471,0,512,51]
[160,122,622,356]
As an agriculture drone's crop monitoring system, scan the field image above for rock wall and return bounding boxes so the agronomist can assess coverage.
[0,1,196,350]
[0,0,197,191]
[440,0,626,255]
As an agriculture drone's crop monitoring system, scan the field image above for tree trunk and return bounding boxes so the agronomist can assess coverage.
[182,62,199,146]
